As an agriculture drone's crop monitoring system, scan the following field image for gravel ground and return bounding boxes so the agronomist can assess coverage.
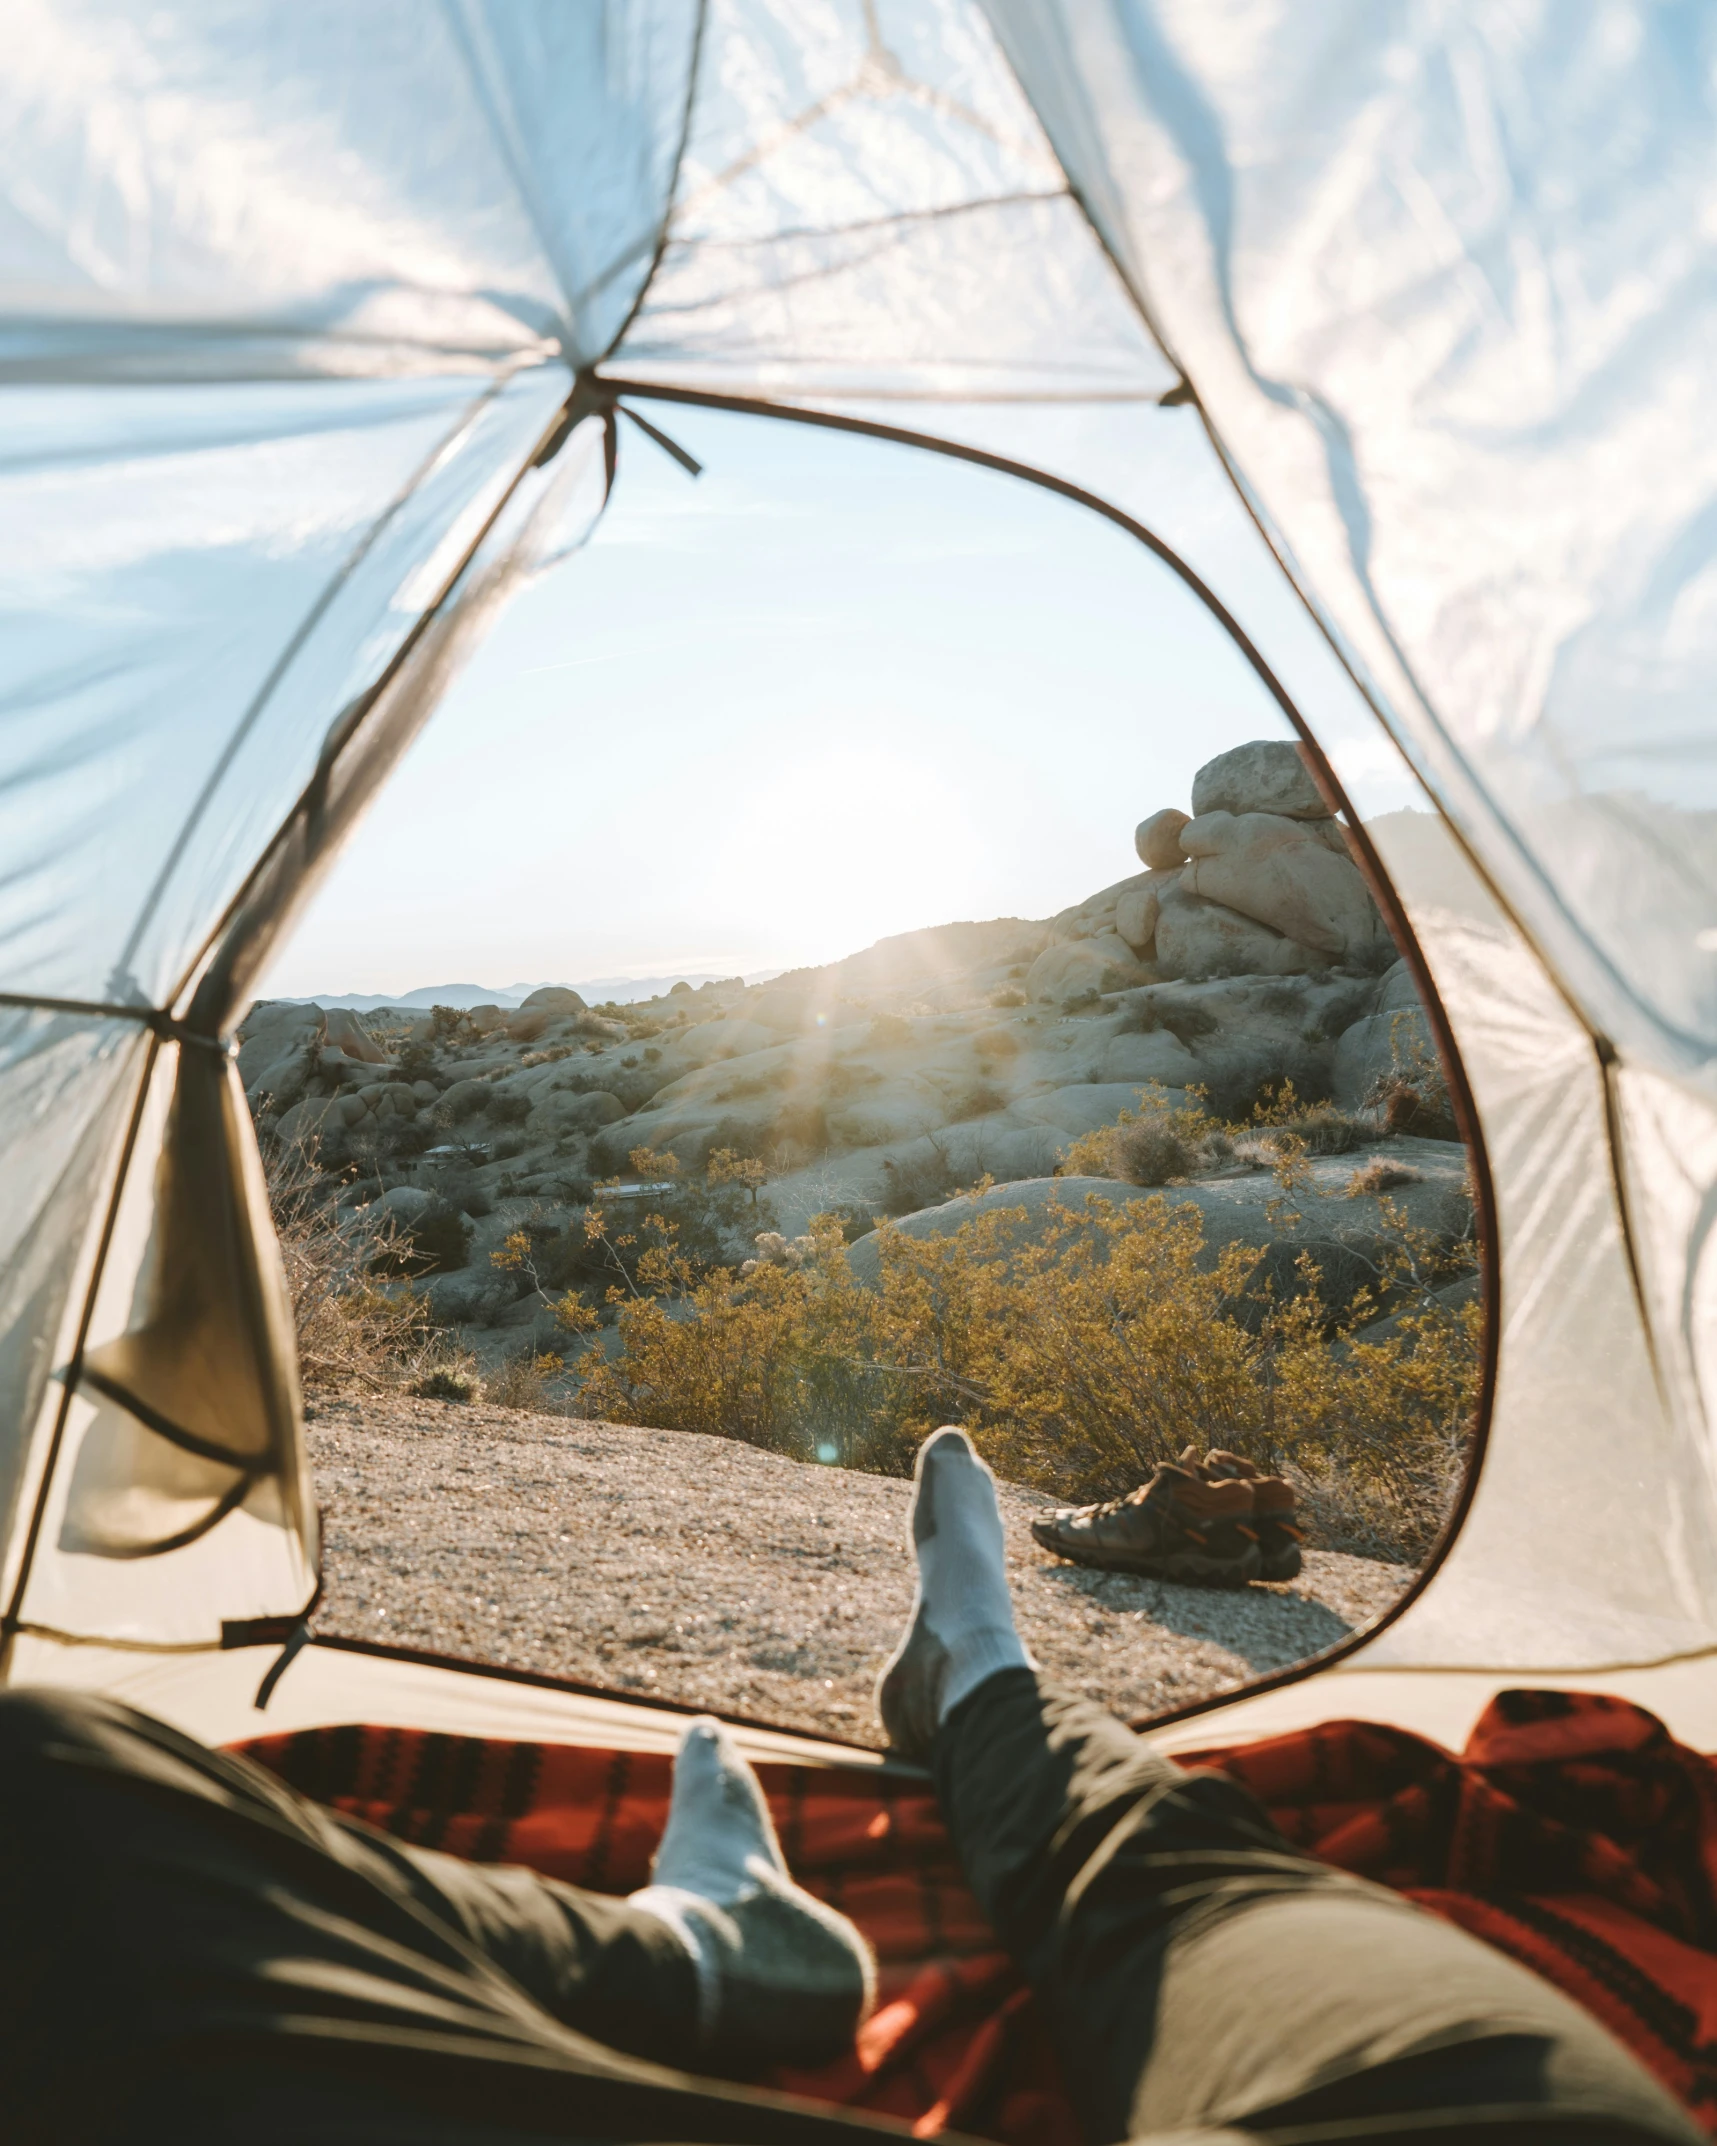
[308,1397,1414,1746]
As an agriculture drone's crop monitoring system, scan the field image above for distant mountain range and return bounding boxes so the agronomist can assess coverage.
[275,973,779,1012]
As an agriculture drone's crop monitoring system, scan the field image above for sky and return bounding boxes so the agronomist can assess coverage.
[262,403,1324,1000]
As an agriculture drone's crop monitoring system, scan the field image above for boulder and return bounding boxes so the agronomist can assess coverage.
[519,986,587,1015]
[411,1080,440,1105]
[1181,811,1395,968]
[1096,1027,1203,1086]
[275,1096,338,1144]
[1025,934,1153,1004]
[317,1045,369,1079]
[529,1089,627,1136]
[238,1003,324,1111]
[846,1145,1472,1300]
[1191,739,1328,821]
[375,1185,432,1219]
[1112,869,1180,955]
[1049,871,1152,947]
[438,1077,493,1120]
[1153,883,1331,981]
[1135,808,1191,871]
[1011,1082,1188,1137]
[467,1003,505,1035]
[322,1008,392,1064]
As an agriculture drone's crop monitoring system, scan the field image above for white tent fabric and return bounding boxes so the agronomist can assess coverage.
[4,0,1716,1755]
[980,0,1717,1513]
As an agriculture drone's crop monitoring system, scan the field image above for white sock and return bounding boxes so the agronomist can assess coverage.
[911,1428,1032,1717]
[876,1428,1032,1756]
[629,1717,873,2055]
[629,1717,779,2036]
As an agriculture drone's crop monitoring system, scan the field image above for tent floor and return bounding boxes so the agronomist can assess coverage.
[9,1629,1717,1762]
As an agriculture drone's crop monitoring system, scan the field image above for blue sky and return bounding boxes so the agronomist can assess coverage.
[264,403,1311,998]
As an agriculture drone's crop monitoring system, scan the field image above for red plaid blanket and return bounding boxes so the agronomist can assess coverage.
[237,1689,1717,2142]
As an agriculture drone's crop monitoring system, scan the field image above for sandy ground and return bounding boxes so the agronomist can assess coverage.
[307,1396,1414,1746]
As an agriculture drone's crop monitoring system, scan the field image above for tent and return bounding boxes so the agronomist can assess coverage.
[4,0,1716,1773]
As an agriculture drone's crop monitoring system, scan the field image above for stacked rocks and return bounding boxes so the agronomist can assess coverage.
[237,1001,437,1147]
[1026,741,1396,1003]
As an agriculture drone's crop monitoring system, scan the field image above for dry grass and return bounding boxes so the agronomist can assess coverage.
[486,1350,566,1413]
[267,1135,476,1399]
[1346,1157,1423,1198]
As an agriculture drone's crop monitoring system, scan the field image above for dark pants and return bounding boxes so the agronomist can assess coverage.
[0,1679,1698,2146]
[935,1671,1701,2146]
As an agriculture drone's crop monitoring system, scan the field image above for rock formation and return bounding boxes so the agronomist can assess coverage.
[239,737,1458,1350]
[1027,739,1394,1004]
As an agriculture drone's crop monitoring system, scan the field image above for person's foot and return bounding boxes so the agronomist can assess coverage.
[875,1427,1033,1762]
[629,1717,874,2070]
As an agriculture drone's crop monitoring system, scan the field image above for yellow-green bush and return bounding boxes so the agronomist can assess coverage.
[568,1183,1479,1562]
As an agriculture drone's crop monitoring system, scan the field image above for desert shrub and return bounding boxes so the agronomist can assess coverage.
[411,1357,481,1403]
[1111,1117,1200,1184]
[1367,1015,1459,1141]
[1282,1107,1368,1156]
[266,1137,441,1393]
[532,1146,778,1307]
[949,1081,1007,1123]
[487,1087,533,1125]
[1244,1087,1368,1156]
[1154,1001,1219,1045]
[1061,1085,1214,1185]
[396,1039,439,1083]
[428,1004,476,1046]
[989,987,1027,1009]
[1373,1073,1458,1141]
[571,1190,1479,1560]
[398,1203,471,1274]
[878,1142,958,1215]
[973,1026,1021,1058]
[492,1133,527,1161]
[488,1350,564,1413]
[721,1073,779,1100]
[1347,1158,1423,1197]
[381,1119,433,1158]
[768,1101,828,1158]
[573,1219,919,1474]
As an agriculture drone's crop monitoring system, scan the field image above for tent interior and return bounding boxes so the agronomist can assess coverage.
[5,0,1717,1792]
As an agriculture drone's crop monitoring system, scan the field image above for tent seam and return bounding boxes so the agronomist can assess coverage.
[595,0,710,369]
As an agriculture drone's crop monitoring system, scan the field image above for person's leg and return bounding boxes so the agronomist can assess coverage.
[0,1687,876,2146]
[880,1429,1702,2146]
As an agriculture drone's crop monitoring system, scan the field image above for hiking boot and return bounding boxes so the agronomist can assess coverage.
[1191,1447,1303,1581]
[1029,1463,1261,1587]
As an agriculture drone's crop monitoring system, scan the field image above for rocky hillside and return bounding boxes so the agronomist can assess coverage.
[242,741,1459,1351]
